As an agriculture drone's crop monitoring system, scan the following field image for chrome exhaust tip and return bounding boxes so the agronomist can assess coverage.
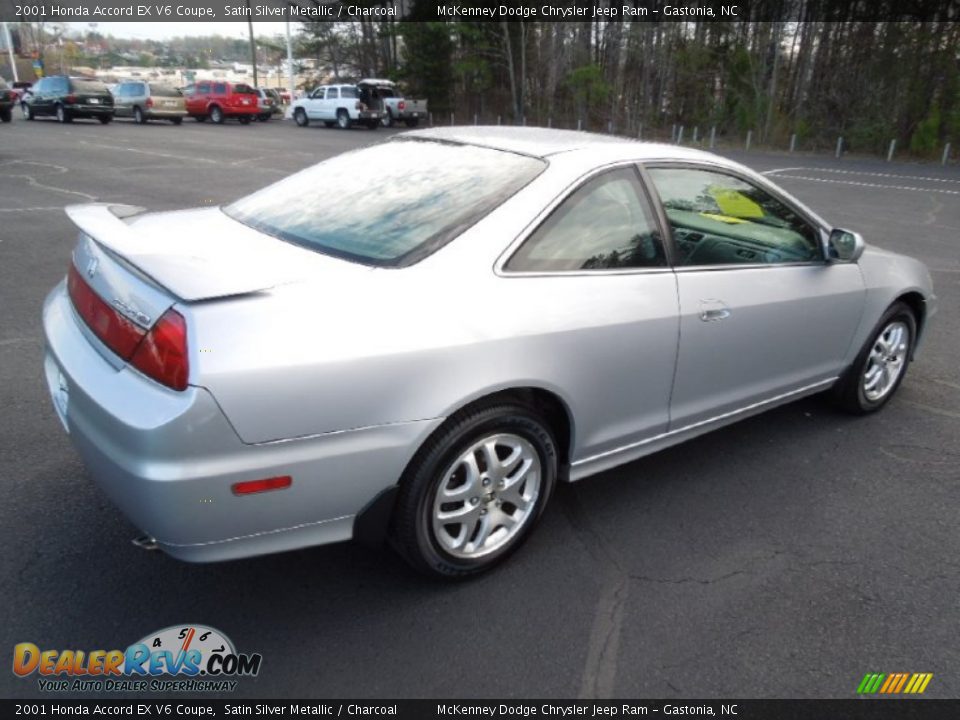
[132,534,158,551]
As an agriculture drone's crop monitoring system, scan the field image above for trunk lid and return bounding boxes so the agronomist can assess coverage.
[66,203,366,303]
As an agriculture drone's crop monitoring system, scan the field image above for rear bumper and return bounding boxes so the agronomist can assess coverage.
[69,104,114,116]
[147,109,187,119]
[224,104,260,116]
[42,282,442,562]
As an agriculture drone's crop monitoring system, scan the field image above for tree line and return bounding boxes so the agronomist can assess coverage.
[299,5,958,156]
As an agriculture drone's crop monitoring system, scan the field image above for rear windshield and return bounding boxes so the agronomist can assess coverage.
[224,140,547,267]
[71,79,108,93]
[150,85,181,97]
[232,83,256,95]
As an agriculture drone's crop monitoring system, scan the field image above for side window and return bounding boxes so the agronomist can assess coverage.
[182,84,195,97]
[326,87,339,100]
[506,167,666,272]
[647,167,821,266]
[196,82,210,94]
[213,83,227,95]
[55,78,70,94]
[341,86,358,99]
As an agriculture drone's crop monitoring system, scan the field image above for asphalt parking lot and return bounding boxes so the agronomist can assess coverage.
[1,113,957,700]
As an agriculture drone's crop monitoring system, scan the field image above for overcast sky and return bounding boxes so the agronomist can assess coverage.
[69,22,293,41]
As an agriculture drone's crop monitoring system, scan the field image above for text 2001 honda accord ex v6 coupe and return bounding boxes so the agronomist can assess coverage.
[42,128,935,577]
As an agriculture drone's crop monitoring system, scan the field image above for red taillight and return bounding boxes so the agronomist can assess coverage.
[231,476,292,496]
[130,309,189,391]
[146,97,154,108]
[65,94,77,104]
[68,265,145,358]
[67,264,189,391]
[398,100,405,111]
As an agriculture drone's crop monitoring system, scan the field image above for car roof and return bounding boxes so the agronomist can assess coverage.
[401,126,726,164]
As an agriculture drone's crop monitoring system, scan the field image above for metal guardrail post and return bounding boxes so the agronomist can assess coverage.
[887,139,896,162]
[835,136,843,158]
[745,130,752,150]
[943,143,951,165]
[709,126,716,149]
[790,134,796,153]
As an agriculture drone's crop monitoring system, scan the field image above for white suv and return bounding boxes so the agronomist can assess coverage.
[291,84,381,129]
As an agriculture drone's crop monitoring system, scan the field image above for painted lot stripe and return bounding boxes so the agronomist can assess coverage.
[781,167,960,184]
[770,173,960,195]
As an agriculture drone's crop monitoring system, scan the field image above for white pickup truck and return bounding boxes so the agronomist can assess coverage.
[290,83,382,130]
[358,79,427,128]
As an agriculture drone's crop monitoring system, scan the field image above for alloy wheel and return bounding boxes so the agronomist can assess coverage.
[431,433,542,559]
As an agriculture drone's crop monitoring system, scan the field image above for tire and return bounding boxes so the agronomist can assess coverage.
[391,403,558,578]
[365,119,379,130]
[404,117,420,128]
[238,115,251,125]
[294,108,309,127]
[22,103,34,120]
[133,106,145,124]
[97,115,112,124]
[0,108,10,123]
[56,104,71,123]
[381,109,394,128]
[336,109,350,129]
[323,121,335,128]
[171,117,183,125]
[209,106,224,124]
[832,301,916,415]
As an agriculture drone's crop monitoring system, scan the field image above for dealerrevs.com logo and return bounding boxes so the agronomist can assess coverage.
[13,624,262,693]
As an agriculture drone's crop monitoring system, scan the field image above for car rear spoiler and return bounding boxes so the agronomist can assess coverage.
[64,203,297,302]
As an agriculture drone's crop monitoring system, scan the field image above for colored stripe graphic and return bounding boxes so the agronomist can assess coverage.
[857,673,932,694]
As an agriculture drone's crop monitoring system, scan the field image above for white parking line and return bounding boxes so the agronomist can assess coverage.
[0,160,98,201]
[78,140,219,164]
[780,167,960,184]
[769,173,960,196]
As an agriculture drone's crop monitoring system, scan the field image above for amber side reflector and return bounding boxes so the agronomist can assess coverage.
[231,476,292,496]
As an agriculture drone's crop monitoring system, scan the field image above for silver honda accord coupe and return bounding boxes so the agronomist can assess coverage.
[42,127,935,577]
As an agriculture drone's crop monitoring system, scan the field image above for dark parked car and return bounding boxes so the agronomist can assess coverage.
[21,76,114,123]
[0,78,14,123]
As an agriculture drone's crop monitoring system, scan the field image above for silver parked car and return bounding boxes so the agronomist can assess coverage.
[42,128,936,577]
[112,81,186,124]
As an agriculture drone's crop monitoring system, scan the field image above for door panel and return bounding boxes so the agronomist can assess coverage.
[502,165,678,460]
[669,265,864,428]
[644,163,866,429]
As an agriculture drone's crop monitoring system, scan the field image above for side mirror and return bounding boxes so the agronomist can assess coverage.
[827,228,865,263]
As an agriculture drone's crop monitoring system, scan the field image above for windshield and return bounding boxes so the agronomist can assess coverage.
[224,140,546,266]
